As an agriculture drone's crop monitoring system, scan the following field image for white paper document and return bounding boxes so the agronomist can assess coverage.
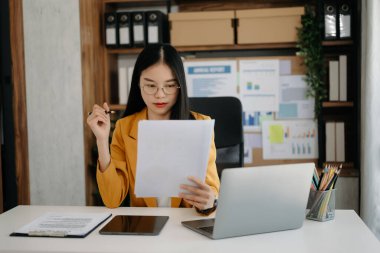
[239,59,280,112]
[135,120,215,197]
[13,212,111,237]
[279,60,292,75]
[277,75,314,119]
[183,60,238,97]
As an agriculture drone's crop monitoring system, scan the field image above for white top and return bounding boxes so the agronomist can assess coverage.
[156,197,171,207]
[1,206,379,253]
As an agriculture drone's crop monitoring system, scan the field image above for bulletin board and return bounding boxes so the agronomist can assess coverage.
[183,55,319,168]
[239,56,318,167]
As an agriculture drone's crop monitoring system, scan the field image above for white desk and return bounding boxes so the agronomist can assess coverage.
[0,205,379,253]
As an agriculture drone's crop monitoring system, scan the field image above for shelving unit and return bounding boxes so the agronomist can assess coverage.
[80,0,361,205]
[319,0,361,173]
[322,40,353,46]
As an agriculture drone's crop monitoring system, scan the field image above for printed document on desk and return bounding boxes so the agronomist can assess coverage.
[135,120,214,197]
[11,212,111,238]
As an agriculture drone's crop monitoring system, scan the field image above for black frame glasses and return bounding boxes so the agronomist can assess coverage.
[141,84,180,95]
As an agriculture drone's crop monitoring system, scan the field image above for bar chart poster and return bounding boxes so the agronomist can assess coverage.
[243,111,273,131]
[262,120,318,159]
[239,59,280,112]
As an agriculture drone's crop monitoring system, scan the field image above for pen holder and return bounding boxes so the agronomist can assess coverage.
[306,189,336,222]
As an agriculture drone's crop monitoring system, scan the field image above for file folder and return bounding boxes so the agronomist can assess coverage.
[338,0,352,39]
[325,122,336,161]
[117,12,132,48]
[145,11,169,44]
[335,122,345,162]
[339,55,347,101]
[132,12,146,47]
[329,61,339,101]
[105,12,118,48]
[324,1,337,39]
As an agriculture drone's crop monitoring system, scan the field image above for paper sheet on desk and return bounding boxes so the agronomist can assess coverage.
[13,212,111,237]
[135,120,214,197]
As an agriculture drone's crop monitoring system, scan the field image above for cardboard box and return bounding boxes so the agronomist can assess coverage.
[169,11,235,46]
[236,7,304,44]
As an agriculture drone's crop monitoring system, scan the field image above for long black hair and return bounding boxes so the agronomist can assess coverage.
[122,44,193,119]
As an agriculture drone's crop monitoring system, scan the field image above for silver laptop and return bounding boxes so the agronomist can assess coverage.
[182,163,314,239]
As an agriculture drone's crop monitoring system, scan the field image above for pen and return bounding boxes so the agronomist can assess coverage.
[325,172,338,190]
[332,166,342,189]
[88,110,116,116]
[317,169,325,190]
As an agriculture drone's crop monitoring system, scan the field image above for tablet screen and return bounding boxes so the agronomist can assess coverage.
[99,215,169,236]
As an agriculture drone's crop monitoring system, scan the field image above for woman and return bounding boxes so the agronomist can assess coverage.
[87,44,219,214]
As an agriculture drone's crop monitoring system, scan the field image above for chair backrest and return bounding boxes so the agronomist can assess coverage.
[189,97,244,177]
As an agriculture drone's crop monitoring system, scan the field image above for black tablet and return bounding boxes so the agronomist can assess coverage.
[99,215,169,236]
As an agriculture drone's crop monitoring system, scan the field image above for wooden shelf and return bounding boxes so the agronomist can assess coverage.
[176,0,312,12]
[107,42,299,54]
[108,48,143,54]
[338,168,359,177]
[110,104,127,111]
[103,0,170,4]
[103,0,171,9]
[322,40,353,46]
[107,41,353,54]
[322,101,354,108]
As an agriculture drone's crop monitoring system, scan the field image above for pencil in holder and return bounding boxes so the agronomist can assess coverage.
[306,189,336,222]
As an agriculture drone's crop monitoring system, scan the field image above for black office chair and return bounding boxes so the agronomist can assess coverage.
[189,97,244,178]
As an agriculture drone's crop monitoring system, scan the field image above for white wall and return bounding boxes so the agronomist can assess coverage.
[361,0,380,240]
[23,0,85,205]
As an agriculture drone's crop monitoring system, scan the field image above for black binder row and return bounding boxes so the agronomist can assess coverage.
[105,11,169,48]
[323,0,353,40]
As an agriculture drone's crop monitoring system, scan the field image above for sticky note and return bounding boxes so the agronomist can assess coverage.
[269,125,284,144]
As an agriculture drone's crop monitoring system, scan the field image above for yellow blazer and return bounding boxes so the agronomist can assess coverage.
[96,107,220,208]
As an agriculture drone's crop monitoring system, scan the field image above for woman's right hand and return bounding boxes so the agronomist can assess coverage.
[87,103,111,142]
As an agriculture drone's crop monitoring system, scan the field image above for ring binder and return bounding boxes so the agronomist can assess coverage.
[117,12,132,48]
[105,12,118,48]
[146,11,169,44]
[324,1,337,40]
[338,0,352,39]
[132,12,146,47]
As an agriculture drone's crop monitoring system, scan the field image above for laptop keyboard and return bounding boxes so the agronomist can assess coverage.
[198,226,214,234]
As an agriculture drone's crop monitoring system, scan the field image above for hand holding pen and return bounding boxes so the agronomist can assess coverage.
[86,103,113,142]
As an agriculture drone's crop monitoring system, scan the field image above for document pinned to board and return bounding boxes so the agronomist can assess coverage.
[135,120,215,197]
[10,212,111,238]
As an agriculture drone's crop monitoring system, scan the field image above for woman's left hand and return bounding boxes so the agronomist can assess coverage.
[179,176,216,210]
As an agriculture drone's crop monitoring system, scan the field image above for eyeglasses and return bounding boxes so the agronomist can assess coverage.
[141,84,180,95]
